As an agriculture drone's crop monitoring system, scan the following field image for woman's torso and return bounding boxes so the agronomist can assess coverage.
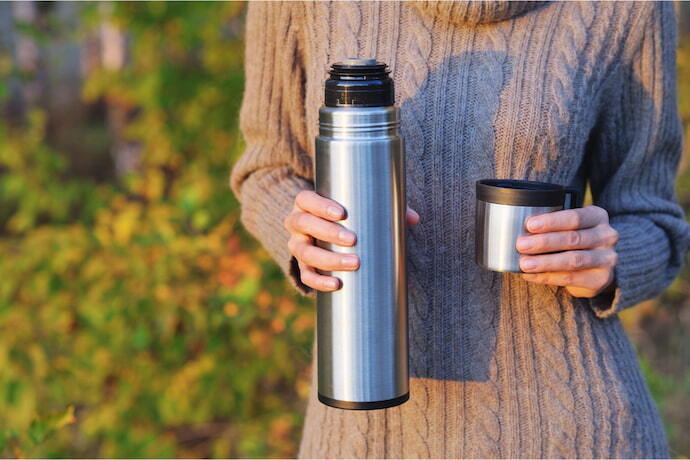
[296,2,668,457]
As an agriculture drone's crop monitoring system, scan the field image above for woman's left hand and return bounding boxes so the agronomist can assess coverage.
[516,205,619,298]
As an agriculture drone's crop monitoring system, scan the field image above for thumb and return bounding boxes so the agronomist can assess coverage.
[406,207,420,226]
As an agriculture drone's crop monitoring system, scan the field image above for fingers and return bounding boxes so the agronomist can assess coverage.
[522,267,614,293]
[295,190,346,221]
[287,192,356,292]
[288,235,360,272]
[525,205,609,233]
[406,207,420,226]
[518,212,618,297]
[516,224,619,254]
[296,191,421,227]
[520,248,617,273]
[289,192,419,292]
[298,261,341,291]
[285,211,356,246]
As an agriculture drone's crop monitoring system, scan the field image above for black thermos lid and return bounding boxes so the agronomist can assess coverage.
[325,58,394,107]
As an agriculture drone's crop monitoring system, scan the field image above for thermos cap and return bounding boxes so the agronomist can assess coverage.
[325,58,394,107]
[339,58,378,66]
[476,179,568,207]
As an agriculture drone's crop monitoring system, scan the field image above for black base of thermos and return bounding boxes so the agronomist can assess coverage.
[318,392,410,410]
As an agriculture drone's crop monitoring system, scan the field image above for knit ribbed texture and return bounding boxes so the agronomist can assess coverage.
[413,0,545,25]
[230,1,690,458]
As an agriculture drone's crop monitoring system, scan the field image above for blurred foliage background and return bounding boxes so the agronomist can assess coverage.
[0,2,688,458]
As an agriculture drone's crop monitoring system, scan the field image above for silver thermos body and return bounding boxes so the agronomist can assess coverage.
[314,58,409,410]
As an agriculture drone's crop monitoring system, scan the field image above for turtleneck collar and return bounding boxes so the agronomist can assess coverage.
[412,1,548,25]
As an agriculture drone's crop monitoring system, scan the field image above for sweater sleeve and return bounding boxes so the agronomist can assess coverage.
[230,1,313,295]
[586,2,690,318]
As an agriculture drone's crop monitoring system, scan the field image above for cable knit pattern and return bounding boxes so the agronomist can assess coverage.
[414,0,545,25]
[398,6,435,458]
[231,1,690,458]
[332,1,361,62]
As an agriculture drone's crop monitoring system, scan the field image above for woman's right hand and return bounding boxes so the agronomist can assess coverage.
[284,190,420,292]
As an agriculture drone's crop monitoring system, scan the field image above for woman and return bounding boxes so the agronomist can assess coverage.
[231,1,690,458]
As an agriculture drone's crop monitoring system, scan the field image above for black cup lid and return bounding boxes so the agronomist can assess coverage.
[325,58,394,107]
[476,179,566,206]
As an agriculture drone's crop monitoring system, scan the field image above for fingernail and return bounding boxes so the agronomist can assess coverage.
[528,218,543,231]
[342,255,359,268]
[327,206,342,219]
[516,238,532,251]
[327,278,340,289]
[339,229,355,244]
[521,258,537,270]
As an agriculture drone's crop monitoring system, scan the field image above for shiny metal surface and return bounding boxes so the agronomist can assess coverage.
[318,106,399,138]
[315,106,408,404]
[340,57,377,66]
[476,200,562,273]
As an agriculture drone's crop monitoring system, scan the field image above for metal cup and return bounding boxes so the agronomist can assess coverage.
[475,179,580,273]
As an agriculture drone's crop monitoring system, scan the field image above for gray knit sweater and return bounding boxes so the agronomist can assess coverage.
[231,1,690,458]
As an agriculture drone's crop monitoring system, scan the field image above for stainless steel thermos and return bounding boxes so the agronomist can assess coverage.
[314,58,409,410]
[475,179,579,273]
